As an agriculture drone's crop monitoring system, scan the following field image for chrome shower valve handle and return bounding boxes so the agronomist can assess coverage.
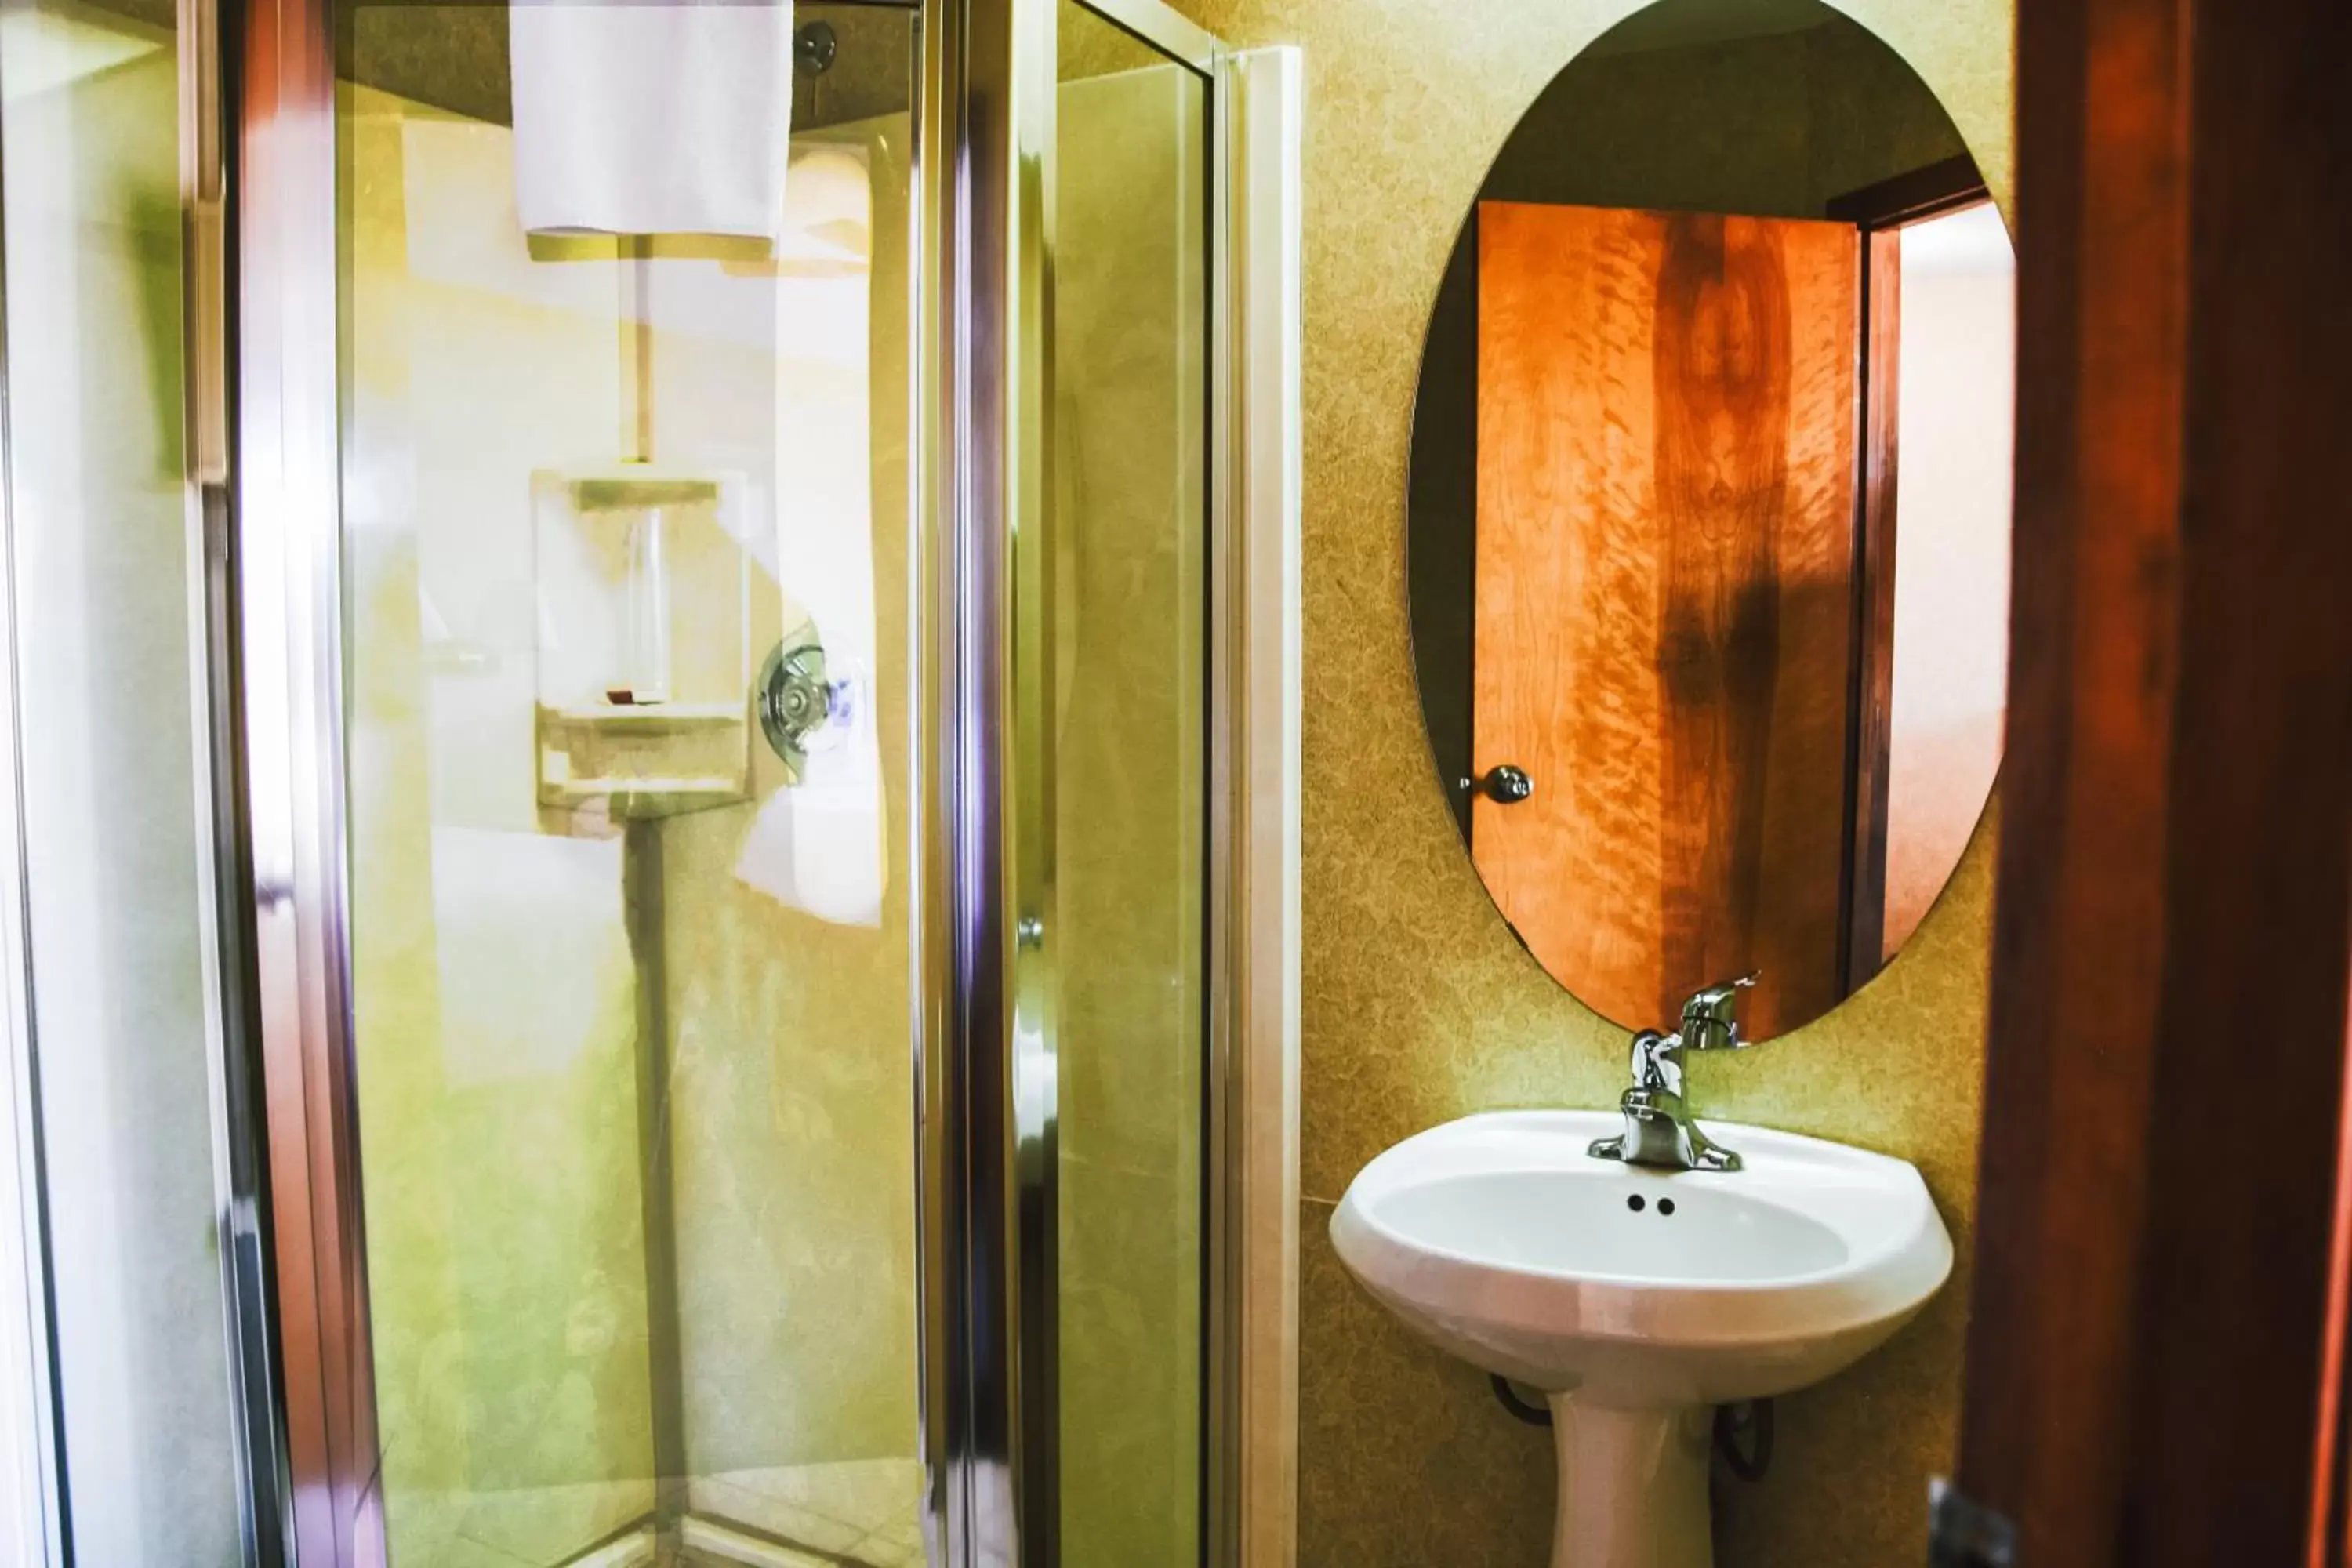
[757,636,861,782]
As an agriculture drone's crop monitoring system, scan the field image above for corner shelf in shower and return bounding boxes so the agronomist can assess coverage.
[531,460,757,823]
[535,700,753,820]
[543,701,744,729]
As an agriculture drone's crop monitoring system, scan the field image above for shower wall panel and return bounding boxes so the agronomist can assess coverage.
[663,109,920,1523]
[345,83,661,1562]
[339,9,922,1559]
[1051,24,1209,1567]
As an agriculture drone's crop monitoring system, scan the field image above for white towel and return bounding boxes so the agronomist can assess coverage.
[509,0,795,241]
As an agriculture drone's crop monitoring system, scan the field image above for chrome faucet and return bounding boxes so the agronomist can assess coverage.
[1588,974,1759,1173]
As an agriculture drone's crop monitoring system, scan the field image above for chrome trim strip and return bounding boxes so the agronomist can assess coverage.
[947,0,1025,1555]
[0,57,68,1567]
[1006,0,1056,1554]
[238,0,386,1560]
[920,0,1018,1557]
[913,0,960,1550]
[1221,46,1304,1568]
[182,0,296,1556]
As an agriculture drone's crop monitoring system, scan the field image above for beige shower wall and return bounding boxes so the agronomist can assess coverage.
[661,117,920,1486]
[1051,40,1209,1568]
[346,84,658,1563]
[345,80,919,1565]
[1160,1,2012,1563]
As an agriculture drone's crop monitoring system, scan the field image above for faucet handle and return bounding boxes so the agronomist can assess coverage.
[1679,972,1759,1050]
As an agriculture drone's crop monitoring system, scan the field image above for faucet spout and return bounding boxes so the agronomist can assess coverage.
[1679,971,1759,1051]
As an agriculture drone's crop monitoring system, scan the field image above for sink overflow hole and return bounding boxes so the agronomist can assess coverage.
[1626,1195,1645,1212]
[1659,1198,1676,1216]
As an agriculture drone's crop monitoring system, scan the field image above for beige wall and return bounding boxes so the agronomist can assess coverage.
[1885,210,2015,958]
[1052,34,1210,1566]
[345,77,921,1563]
[1165,0,2011,1563]
[662,115,920,1493]
[347,87,663,1562]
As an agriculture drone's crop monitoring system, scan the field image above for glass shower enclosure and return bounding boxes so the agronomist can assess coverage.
[334,5,925,1562]
[123,1,1313,1566]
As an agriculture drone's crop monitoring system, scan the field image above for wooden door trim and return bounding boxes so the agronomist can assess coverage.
[1828,154,1991,991]
[1957,0,2352,1561]
[1840,225,1900,991]
[1824,152,1988,229]
[2318,1026,2352,1563]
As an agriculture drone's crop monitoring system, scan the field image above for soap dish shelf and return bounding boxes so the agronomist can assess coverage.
[535,701,753,820]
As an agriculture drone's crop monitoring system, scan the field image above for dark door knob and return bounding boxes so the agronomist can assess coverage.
[1477,764,1534,804]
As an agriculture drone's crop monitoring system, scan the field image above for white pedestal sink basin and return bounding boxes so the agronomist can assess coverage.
[1330,1110,1951,1568]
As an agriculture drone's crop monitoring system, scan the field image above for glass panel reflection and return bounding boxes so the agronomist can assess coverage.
[0,1,248,1559]
[1051,5,1209,1563]
[337,7,921,1562]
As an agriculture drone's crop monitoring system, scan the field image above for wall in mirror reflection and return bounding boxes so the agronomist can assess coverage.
[1884,201,2010,958]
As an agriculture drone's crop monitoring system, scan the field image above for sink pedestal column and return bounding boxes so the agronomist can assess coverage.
[1545,1396,1714,1568]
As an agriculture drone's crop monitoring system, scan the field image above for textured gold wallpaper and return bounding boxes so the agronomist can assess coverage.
[1166,1,2013,1563]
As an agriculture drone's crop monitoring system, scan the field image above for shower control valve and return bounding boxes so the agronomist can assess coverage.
[757,637,858,781]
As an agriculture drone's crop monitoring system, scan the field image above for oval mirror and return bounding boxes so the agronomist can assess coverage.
[1408,0,2013,1041]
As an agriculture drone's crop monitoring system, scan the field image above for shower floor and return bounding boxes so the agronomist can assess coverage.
[685,1461,927,1566]
[394,1457,925,1568]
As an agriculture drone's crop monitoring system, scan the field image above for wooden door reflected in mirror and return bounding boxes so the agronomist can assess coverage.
[1475,201,1859,1040]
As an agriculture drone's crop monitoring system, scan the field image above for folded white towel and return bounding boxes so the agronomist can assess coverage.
[509,0,795,241]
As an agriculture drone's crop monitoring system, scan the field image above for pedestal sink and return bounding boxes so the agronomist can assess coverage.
[1330,1110,1952,1568]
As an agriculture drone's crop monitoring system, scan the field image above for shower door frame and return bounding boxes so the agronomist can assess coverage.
[927,0,1299,1561]
[225,0,1300,1562]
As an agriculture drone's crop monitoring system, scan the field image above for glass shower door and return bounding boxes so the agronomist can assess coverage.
[0,0,267,1559]
[1041,5,1210,1563]
[235,0,1287,1559]
[332,5,924,1563]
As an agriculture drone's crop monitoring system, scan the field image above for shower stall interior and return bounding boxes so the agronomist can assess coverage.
[0,0,1300,1564]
